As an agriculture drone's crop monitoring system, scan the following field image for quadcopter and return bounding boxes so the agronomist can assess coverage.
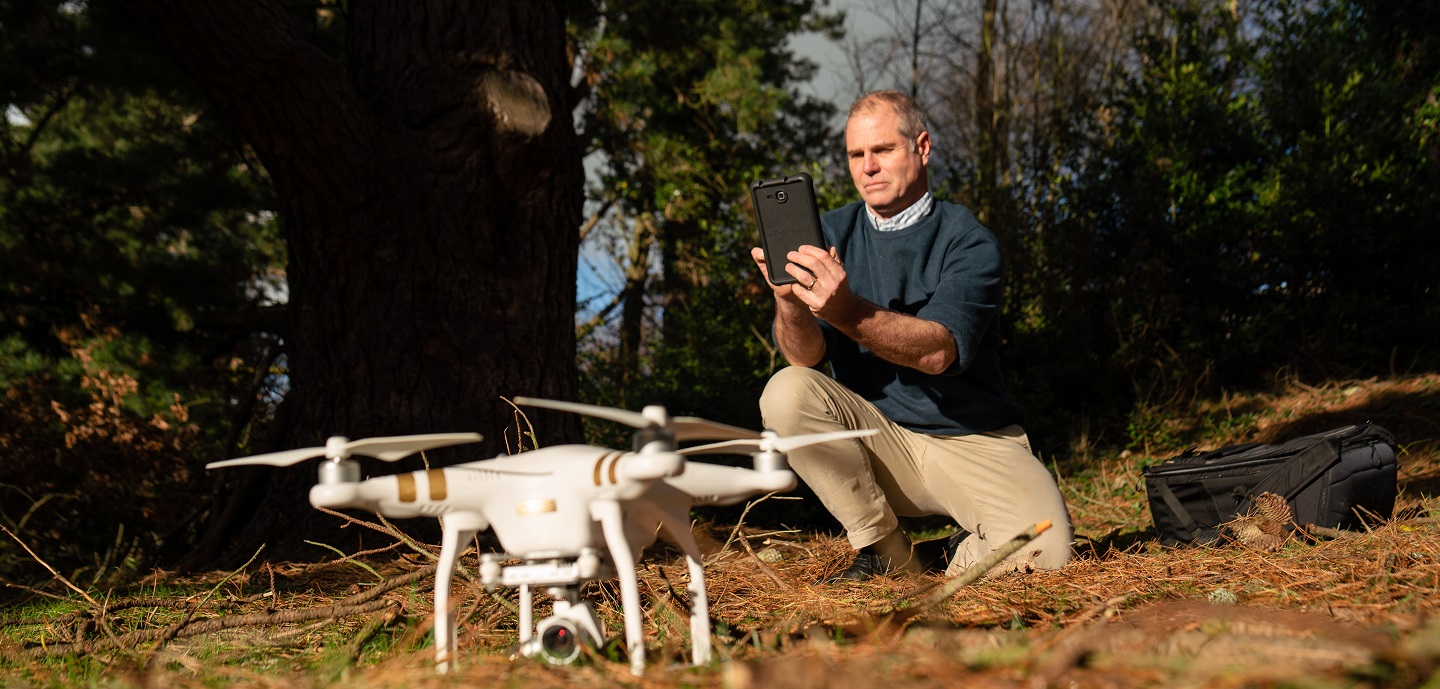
[207,397,873,675]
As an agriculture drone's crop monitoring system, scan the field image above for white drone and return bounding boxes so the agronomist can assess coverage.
[207,397,873,675]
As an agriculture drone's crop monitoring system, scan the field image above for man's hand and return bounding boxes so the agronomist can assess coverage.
[770,245,958,375]
[782,245,856,321]
[752,243,956,374]
[751,245,826,367]
[750,246,803,302]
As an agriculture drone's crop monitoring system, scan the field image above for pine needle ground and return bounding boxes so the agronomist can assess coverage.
[4,373,1440,688]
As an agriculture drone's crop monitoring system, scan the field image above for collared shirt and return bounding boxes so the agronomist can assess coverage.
[867,191,934,232]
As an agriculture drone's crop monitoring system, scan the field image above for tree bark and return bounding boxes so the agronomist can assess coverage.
[116,0,584,565]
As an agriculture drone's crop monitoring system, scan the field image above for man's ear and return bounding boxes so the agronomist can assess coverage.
[916,130,932,163]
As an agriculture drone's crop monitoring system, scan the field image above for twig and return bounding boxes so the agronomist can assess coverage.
[345,608,400,662]
[305,540,384,581]
[1,582,77,607]
[874,520,1054,625]
[377,514,442,560]
[487,589,521,616]
[640,572,693,640]
[347,565,438,606]
[314,506,441,562]
[500,396,539,454]
[736,532,790,589]
[1,525,100,607]
[0,597,241,628]
[314,507,408,544]
[265,618,330,645]
[1304,524,1345,541]
[720,493,796,553]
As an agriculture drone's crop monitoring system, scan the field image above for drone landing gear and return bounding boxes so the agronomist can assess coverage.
[593,498,713,675]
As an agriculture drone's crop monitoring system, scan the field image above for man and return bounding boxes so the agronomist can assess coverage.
[750,90,1072,582]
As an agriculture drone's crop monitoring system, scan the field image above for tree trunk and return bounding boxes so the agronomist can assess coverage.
[975,0,999,224]
[117,0,584,566]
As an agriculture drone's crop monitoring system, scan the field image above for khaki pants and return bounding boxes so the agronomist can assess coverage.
[760,366,1073,573]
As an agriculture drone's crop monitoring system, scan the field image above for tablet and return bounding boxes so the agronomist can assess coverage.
[750,173,825,286]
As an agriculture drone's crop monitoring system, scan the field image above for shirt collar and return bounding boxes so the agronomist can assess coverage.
[867,191,934,231]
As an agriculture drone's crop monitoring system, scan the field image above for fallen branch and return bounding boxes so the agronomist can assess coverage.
[345,608,401,662]
[0,597,243,629]
[718,494,800,555]
[145,545,265,663]
[871,520,1055,628]
[30,599,395,658]
[26,565,437,659]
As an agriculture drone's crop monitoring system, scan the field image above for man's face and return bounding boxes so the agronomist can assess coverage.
[845,106,931,219]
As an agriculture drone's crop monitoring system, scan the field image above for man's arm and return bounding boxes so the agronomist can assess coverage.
[820,300,957,375]
[751,247,826,367]
[772,292,827,368]
[753,245,959,374]
[784,245,958,375]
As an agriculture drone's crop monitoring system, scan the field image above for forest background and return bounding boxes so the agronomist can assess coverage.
[0,0,1436,586]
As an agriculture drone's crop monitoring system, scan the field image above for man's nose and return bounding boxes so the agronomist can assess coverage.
[863,153,881,174]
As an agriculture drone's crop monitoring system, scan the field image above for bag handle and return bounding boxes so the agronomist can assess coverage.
[1151,479,1202,542]
[1239,438,1341,512]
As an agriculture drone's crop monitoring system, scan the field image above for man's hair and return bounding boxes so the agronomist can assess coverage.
[848,91,928,151]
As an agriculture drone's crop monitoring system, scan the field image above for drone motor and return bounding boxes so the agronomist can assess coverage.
[317,458,360,484]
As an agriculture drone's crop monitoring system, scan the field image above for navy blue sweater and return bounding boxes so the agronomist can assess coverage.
[816,201,1024,435]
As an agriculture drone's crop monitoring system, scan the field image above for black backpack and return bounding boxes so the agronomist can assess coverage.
[1142,423,1398,546]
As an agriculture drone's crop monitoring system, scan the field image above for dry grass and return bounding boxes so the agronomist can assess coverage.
[4,373,1440,688]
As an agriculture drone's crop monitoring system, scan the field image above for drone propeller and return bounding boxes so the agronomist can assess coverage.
[679,428,878,457]
[512,397,758,443]
[206,432,484,469]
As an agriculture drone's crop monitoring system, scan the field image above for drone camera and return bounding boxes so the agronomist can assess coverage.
[542,623,578,659]
[527,617,585,664]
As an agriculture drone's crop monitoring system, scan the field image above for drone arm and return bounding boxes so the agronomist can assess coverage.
[592,499,646,676]
[433,513,485,674]
[665,463,798,506]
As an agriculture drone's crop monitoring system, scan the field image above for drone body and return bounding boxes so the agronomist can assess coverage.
[207,399,873,675]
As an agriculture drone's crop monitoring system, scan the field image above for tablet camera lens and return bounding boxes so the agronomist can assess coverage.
[775,190,788,203]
